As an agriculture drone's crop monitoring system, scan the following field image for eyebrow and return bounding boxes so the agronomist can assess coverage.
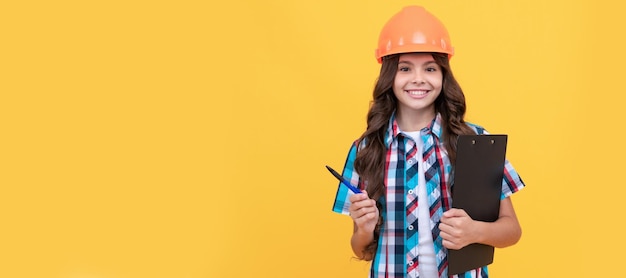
[398,60,437,65]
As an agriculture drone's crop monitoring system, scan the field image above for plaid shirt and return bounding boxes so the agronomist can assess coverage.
[332,113,525,278]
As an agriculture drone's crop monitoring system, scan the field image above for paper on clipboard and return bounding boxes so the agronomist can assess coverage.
[447,134,508,275]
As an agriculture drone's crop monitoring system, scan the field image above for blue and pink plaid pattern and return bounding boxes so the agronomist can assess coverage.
[332,113,525,278]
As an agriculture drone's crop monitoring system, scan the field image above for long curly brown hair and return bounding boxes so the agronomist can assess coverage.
[354,52,476,259]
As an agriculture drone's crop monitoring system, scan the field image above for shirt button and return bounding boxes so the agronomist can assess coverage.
[408,159,415,165]
[408,225,414,231]
[408,261,414,266]
[408,189,414,195]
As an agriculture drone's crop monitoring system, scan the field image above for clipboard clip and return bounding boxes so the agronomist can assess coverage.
[470,139,496,144]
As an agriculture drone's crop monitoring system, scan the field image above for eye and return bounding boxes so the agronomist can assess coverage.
[426,67,438,72]
[398,67,410,72]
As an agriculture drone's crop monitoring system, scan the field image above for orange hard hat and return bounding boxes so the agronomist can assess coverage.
[375,6,454,63]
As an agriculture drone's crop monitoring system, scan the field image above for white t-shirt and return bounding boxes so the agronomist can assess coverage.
[404,131,438,278]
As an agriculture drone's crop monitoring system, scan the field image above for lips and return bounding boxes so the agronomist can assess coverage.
[405,89,429,97]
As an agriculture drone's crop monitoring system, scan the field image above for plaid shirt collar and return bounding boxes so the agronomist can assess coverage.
[384,112,443,148]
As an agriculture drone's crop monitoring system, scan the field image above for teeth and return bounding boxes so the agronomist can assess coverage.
[408,90,428,96]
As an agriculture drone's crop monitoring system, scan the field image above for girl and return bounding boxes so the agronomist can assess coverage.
[331,6,525,278]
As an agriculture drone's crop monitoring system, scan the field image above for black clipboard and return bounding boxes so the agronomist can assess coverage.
[448,134,508,275]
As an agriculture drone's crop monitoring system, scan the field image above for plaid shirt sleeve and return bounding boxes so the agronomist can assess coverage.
[332,141,361,215]
[501,159,525,199]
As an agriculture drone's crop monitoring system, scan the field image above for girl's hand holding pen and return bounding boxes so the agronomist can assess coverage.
[348,190,379,235]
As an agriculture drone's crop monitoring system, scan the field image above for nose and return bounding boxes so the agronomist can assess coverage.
[412,72,425,84]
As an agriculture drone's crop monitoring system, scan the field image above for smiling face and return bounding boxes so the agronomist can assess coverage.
[392,53,443,128]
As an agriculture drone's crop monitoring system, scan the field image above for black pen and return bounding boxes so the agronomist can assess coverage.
[325,165,362,193]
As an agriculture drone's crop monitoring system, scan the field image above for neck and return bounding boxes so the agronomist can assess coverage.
[396,108,436,132]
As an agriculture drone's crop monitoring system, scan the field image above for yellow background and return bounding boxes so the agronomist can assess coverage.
[2,0,625,277]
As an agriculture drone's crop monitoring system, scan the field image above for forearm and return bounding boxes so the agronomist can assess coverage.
[347,191,380,260]
[351,223,375,260]
[473,214,521,248]
[474,197,521,248]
